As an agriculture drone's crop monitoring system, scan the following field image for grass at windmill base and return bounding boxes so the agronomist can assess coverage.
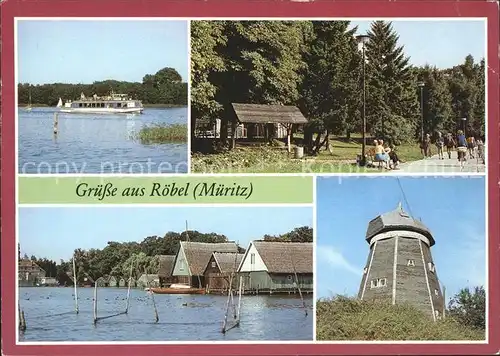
[191,135,424,173]
[316,296,485,341]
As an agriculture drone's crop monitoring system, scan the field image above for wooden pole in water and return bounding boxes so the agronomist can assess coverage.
[291,255,307,317]
[230,290,237,319]
[221,287,232,334]
[145,269,159,323]
[93,283,98,325]
[125,260,134,314]
[20,309,27,331]
[73,256,79,314]
[236,276,243,326]
[53,112,59,135]
[18,304,26,331]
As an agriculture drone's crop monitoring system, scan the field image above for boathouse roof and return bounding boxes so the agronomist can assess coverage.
[180,241,239,276]
[366,203,435,246]
[210,252,244,274]
[231,103,308,125]
[158,255,176,278]
[250,241,313,274]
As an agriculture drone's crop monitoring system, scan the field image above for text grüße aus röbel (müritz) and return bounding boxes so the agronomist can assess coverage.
[75,182,253,201]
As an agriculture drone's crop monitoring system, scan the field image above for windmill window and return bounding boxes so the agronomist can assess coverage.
[434,288,439,296]
[363,267,368,274]
[370,278,387,289]
[428,262,435,273]
[407,259,415,267]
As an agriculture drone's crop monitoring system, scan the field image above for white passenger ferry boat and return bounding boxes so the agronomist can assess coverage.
[59,92,144,114]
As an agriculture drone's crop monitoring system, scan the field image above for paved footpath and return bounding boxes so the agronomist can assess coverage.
[397,150,485,173]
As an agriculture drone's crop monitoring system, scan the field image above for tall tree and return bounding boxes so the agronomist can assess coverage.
[190,21,227,140]
[211,21,310,145]
[300,21,360,152]
[365,21,419,144]
[416,65,454,138]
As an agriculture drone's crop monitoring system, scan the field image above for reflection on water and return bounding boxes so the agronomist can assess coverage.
[18,287,313,342]
[18,107,188,174]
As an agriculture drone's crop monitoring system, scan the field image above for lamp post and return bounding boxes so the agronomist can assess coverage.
[417,82,425,143]
[461,117,467,137]
[356,33,370,166]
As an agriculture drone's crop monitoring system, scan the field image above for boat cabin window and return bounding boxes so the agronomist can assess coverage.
[79,103,83,107]
[117,103,122,108]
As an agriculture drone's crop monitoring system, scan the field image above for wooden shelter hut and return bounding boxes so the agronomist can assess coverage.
[118,278,127,287]
[108,276,118,287]
[18,258,46,287]
[95,276,107,287]
[171,241,239,288]
[204,252,244,293]
[230,103,308,151]
[357,203,444,320]
[238,241,313,294]
[137,274,159,288]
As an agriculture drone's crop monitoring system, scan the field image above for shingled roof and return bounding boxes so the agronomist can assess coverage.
[158,255,176,277]
[212,252,244,274]
[181,241,239,276]
[232,103,308,125]
[251,241,313,274]
[366,203,435,246]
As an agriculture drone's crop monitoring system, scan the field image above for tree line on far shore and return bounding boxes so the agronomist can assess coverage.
[191,20,485,152]
[24,226,313,285]
[18,67,188,107]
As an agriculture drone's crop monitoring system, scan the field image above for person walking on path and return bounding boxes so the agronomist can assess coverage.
[445,133,456,159]
[420,133,432,159]
[467,136,476,159]
[435,132,445,160]
[456,130,468,170]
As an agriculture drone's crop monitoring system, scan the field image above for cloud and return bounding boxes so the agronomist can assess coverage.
[317,245,362,276]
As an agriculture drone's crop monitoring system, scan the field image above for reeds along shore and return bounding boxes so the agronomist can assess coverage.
[136,123,188,144]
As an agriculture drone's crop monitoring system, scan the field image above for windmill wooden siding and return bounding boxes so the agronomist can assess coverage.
[238,241,313,294]
[358,204,444,320]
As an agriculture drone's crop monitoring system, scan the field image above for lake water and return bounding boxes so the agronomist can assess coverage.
[18,287,313,342]
[18,107,188,174]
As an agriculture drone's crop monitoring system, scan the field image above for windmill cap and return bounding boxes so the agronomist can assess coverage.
[365,204,435,246]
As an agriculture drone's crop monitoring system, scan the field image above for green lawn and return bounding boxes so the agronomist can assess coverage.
[191,135,423,173]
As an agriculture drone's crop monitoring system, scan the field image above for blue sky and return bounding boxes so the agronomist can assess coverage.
[18,20,188,84]
[349,20,485,68]
[316,176,486,303]
[18,206,312,261]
